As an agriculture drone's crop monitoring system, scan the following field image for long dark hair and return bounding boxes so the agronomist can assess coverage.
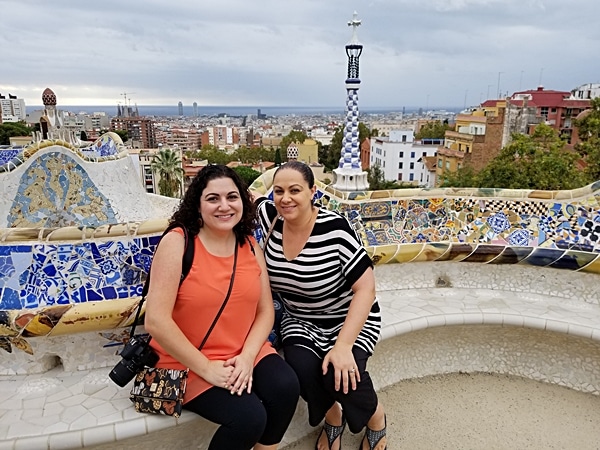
[170,165,255,244]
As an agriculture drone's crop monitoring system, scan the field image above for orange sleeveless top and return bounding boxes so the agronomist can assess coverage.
[150,232,276,403]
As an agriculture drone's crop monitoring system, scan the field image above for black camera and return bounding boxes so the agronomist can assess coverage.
[108,336,159,387]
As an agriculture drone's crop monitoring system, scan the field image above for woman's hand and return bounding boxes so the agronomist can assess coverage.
[224,353,254,395]
[200,360,235,390]
[322,342,360,394]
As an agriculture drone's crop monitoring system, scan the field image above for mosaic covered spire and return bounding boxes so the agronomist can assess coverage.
[331,11,369,191]
[339,11,363,171]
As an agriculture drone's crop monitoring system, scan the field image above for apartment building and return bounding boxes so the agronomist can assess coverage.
[507,86,591,145]
[370,130,441,185]
[163,128,202,151]
[201,126,240,151]
[111,117,157,149]
[0,94,26,123]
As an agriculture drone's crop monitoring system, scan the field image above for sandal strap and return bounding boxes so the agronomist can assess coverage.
[323,416,346,448]
[365,415,387,450]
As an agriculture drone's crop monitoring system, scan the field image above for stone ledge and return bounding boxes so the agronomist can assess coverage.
[1,281,600,449]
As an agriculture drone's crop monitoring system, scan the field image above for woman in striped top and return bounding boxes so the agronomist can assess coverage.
[255,161,387,450]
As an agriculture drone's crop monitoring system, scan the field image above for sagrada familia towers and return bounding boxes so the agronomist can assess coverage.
[331,11,369,192]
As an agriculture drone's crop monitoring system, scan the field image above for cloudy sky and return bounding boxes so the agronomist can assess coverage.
[1,0,598,109]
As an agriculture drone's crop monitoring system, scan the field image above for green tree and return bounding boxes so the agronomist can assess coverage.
[274,148,282,166]
[415,120,452,140]
[233,166,261,188]
[0,122,34,145]
[477,123,585,190]
[322,126,343,172]
[197,144,231,165]
[367,165,403,190]
[279,130,308,155]
[358,122,371,142]
[233,146,275,165]
[574,97,600,182]
[113,129,128,142]
[151,148,184,198]
[439,166,479,187]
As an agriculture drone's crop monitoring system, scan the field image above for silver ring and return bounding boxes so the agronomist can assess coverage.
[350,369,355,373]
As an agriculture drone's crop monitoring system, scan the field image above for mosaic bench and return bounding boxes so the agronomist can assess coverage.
[2,140,600,448]
[1,260,599,449]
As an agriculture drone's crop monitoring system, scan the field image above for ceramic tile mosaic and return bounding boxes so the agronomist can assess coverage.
[2,139,600,449]
[1,137,600,354]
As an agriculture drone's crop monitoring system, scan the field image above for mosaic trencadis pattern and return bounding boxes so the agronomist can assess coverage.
[3,163,600,353]
[7,151,118,228]
[0,133,121,174]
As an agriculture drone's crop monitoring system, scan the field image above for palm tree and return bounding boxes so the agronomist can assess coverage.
[150,148,184,198]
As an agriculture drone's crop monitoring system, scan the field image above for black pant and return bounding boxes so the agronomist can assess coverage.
[283,345,378,434]
[184,354,300,450]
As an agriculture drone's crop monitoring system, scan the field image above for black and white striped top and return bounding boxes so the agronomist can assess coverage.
[257,200,381,357]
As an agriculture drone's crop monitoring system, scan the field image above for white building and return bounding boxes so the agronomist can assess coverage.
[571,83,600,100]
[370,129,440,185]
[0,94,26,123]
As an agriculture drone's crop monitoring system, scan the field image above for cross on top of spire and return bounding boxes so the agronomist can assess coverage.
[347,11,361,44]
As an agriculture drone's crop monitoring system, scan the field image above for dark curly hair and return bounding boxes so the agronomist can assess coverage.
[170,165,255,245]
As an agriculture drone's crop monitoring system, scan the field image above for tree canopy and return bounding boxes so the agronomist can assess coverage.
[574,97,600,182]
[441,123,587,190]
[233,166,261,188]
[415,120,452,140]
[151,148,184,198]
[0,122,34,145]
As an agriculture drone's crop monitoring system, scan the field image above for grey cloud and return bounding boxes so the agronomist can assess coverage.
[0,0,598,108]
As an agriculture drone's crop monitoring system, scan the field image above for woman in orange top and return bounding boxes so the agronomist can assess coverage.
[145,165,299,450]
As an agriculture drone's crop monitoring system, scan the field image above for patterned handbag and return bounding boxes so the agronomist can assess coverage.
[130,367,189,417]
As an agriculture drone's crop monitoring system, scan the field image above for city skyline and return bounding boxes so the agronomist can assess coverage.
[1,0,599,109]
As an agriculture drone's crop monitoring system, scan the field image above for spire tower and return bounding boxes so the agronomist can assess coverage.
[331,11,369,192]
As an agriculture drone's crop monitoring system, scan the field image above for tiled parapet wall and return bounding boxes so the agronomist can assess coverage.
[251,172,600,272]
[0,133,164,228]
[1,164,600,373]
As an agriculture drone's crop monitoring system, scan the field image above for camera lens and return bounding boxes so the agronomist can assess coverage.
[108,360,137,387]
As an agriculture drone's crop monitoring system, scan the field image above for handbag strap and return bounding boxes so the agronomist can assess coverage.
[197,242,238,350]
[264,213,280,246]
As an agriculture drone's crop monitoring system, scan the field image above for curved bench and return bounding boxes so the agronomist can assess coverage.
[1,262,599,449]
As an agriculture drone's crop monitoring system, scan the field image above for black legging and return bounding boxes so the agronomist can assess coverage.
[283,345,378,434]
[184,354,300,450]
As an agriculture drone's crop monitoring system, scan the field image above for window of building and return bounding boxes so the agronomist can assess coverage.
[398,173,402,181]
[410,152,415,158]
[409,173,414,181]
[402,135,407,143]
[398,162,403,169]
[399,151,404,158]
[422,151,427,157]
[446,161,450,169]
[409,162,414,169]
[438,159,442,168]
[551,108,557,113]
[540,107,549,118]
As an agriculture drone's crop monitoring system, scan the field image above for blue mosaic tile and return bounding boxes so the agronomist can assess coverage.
[0,149,20,166]
[8,151,117,227]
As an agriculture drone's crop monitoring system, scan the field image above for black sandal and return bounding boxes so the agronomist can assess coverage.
[359,415,387,450]
[315,414,346,450]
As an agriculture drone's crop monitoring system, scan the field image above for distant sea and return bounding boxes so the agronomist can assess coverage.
[26,105,461,117]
